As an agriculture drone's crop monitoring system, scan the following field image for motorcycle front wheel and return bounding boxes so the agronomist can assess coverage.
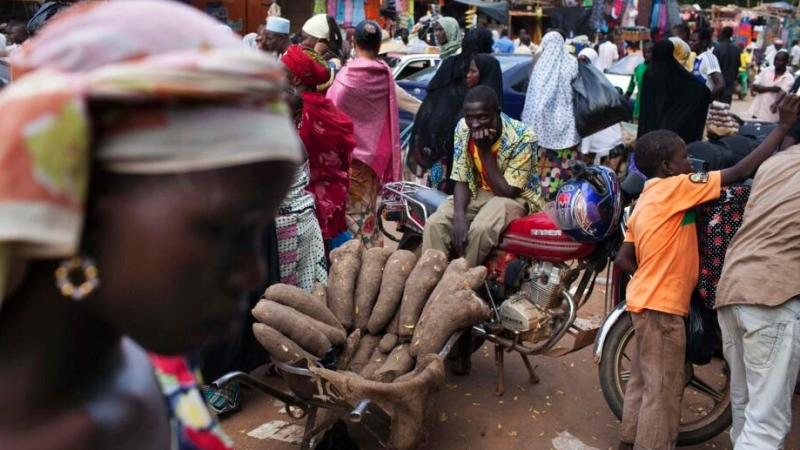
[598,314,732,446]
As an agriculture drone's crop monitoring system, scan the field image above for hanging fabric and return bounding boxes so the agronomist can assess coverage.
[353,0,365,25]
[329,0,338,19]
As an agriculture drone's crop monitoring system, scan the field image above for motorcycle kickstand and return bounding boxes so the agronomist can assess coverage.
[494,345,505,397]
[520,354,540,385]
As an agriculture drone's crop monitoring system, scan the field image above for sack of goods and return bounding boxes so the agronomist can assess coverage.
[252,240,490,450]
[706,101,740,137]
[573,61,629,137]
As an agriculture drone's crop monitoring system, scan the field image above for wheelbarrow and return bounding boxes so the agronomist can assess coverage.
[213,330,464,450]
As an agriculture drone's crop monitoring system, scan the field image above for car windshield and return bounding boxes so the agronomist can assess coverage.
[402,55,530,84]
[606,54,644,76]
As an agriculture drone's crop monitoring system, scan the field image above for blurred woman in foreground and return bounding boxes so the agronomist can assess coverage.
[0,1,300,449]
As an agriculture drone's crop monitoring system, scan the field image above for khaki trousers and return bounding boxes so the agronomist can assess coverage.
[620,309,686,450]
[421,189,525,267]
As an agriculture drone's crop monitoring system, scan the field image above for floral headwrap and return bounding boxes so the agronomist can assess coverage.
[0,0,302,304]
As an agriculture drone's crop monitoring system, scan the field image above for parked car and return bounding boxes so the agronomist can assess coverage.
[0,60,9,90]
[604,54,644,99]
[385,53,441,80]
[397,55,533,120]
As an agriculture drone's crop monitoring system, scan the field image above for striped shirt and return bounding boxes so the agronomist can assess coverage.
[692,49,722,92]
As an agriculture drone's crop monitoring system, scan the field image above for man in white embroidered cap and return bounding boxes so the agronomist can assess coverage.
[263,16,290,57]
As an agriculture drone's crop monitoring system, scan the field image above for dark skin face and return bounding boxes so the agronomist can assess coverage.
[8,24,27,45]
[643,44,653,62]
[774,51,789,74]
[466,60,480,89]
[433,22,447,46]
[84,161,295,354]
[655,141,693,178]
[688,32,706,54]
[265,31,289,54]
[463,100,501,148]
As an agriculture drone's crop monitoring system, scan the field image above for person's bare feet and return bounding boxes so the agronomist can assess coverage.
[617,442,634,450]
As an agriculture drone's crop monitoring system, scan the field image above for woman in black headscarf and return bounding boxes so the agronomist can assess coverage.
[410,27,502,194]
[637,39,710,144]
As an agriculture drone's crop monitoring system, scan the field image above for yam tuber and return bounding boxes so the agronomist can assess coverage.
[252,300,332,358]
[338,329,362,370]
[372,345,414,382]
[359,348,387,380]
[419,259,487,320]
[367,250,417,335]
[252,323,317,364]
[312,282,328,306]
[385,307,401,336]
[378,334,399,353]
[398,249,447,340]
[411,290,490,358]
[263,284,342,330]
[348,334,381,374]
[327,239,364,329]
[353,247,393,330]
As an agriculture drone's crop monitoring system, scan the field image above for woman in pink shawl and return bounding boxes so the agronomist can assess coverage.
[327,20,401,248]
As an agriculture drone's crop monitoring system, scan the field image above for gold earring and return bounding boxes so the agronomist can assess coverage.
[55,256,100,301]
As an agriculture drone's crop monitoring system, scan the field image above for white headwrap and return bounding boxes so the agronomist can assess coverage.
[303,14,330,40]
[522,32,581,149]
[578,47,603,72]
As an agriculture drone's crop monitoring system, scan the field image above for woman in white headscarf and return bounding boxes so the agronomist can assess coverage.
[578,47,603,71]
[522,31,581,200]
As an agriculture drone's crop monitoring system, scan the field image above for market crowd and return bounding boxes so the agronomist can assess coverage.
[0,1,797,450]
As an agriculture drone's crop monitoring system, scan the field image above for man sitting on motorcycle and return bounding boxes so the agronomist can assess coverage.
[614,95,800,450]
[422,86,540,267]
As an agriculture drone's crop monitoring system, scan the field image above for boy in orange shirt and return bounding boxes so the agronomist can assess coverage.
[615,95,800,450]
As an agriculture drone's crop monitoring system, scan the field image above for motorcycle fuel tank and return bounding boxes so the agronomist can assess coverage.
[499,212,595,262]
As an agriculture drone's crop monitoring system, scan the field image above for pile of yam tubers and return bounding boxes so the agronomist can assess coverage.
[252,239,491,382]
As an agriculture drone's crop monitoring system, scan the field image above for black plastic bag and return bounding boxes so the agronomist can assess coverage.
[685,297,716,365]
[572,60,628,137]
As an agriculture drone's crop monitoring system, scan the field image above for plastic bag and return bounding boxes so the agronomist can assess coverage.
[572,61,628,138]
[685,297,716,365]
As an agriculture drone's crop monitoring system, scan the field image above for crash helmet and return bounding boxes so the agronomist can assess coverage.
[549,165,622,243]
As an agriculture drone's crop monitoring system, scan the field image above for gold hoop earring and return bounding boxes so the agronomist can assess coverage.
[55,257,100,301]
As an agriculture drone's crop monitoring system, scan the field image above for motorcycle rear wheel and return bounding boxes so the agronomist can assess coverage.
[598,315,732,446]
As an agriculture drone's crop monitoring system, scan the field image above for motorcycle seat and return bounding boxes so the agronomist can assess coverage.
[411,187,448,215]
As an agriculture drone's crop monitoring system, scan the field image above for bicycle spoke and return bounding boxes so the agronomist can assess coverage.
[687,374,725,403]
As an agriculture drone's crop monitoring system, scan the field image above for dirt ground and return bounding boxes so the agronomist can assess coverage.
[221,281,800,450]
[220,96,800,449]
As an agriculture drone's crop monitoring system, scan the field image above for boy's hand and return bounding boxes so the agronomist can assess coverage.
[722,93,800,186]
[778,94,800,129]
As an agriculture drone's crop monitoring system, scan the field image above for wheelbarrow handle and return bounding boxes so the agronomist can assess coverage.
[349,399,372,423]
[212,371,300,408]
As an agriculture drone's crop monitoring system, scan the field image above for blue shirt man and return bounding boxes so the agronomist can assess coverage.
[493,30,515,54]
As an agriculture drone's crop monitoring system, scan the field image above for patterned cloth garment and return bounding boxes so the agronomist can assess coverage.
[695,185,750,309]
[276,163,328,291]
[149,355,234,450]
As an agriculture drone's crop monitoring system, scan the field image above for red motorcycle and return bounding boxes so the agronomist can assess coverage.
[378,160,731,445]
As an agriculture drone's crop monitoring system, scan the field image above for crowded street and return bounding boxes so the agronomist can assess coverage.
[1,1,800,450]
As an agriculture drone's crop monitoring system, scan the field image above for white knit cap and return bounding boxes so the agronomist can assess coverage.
[302,14,329,40]
[266,17,290,35]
